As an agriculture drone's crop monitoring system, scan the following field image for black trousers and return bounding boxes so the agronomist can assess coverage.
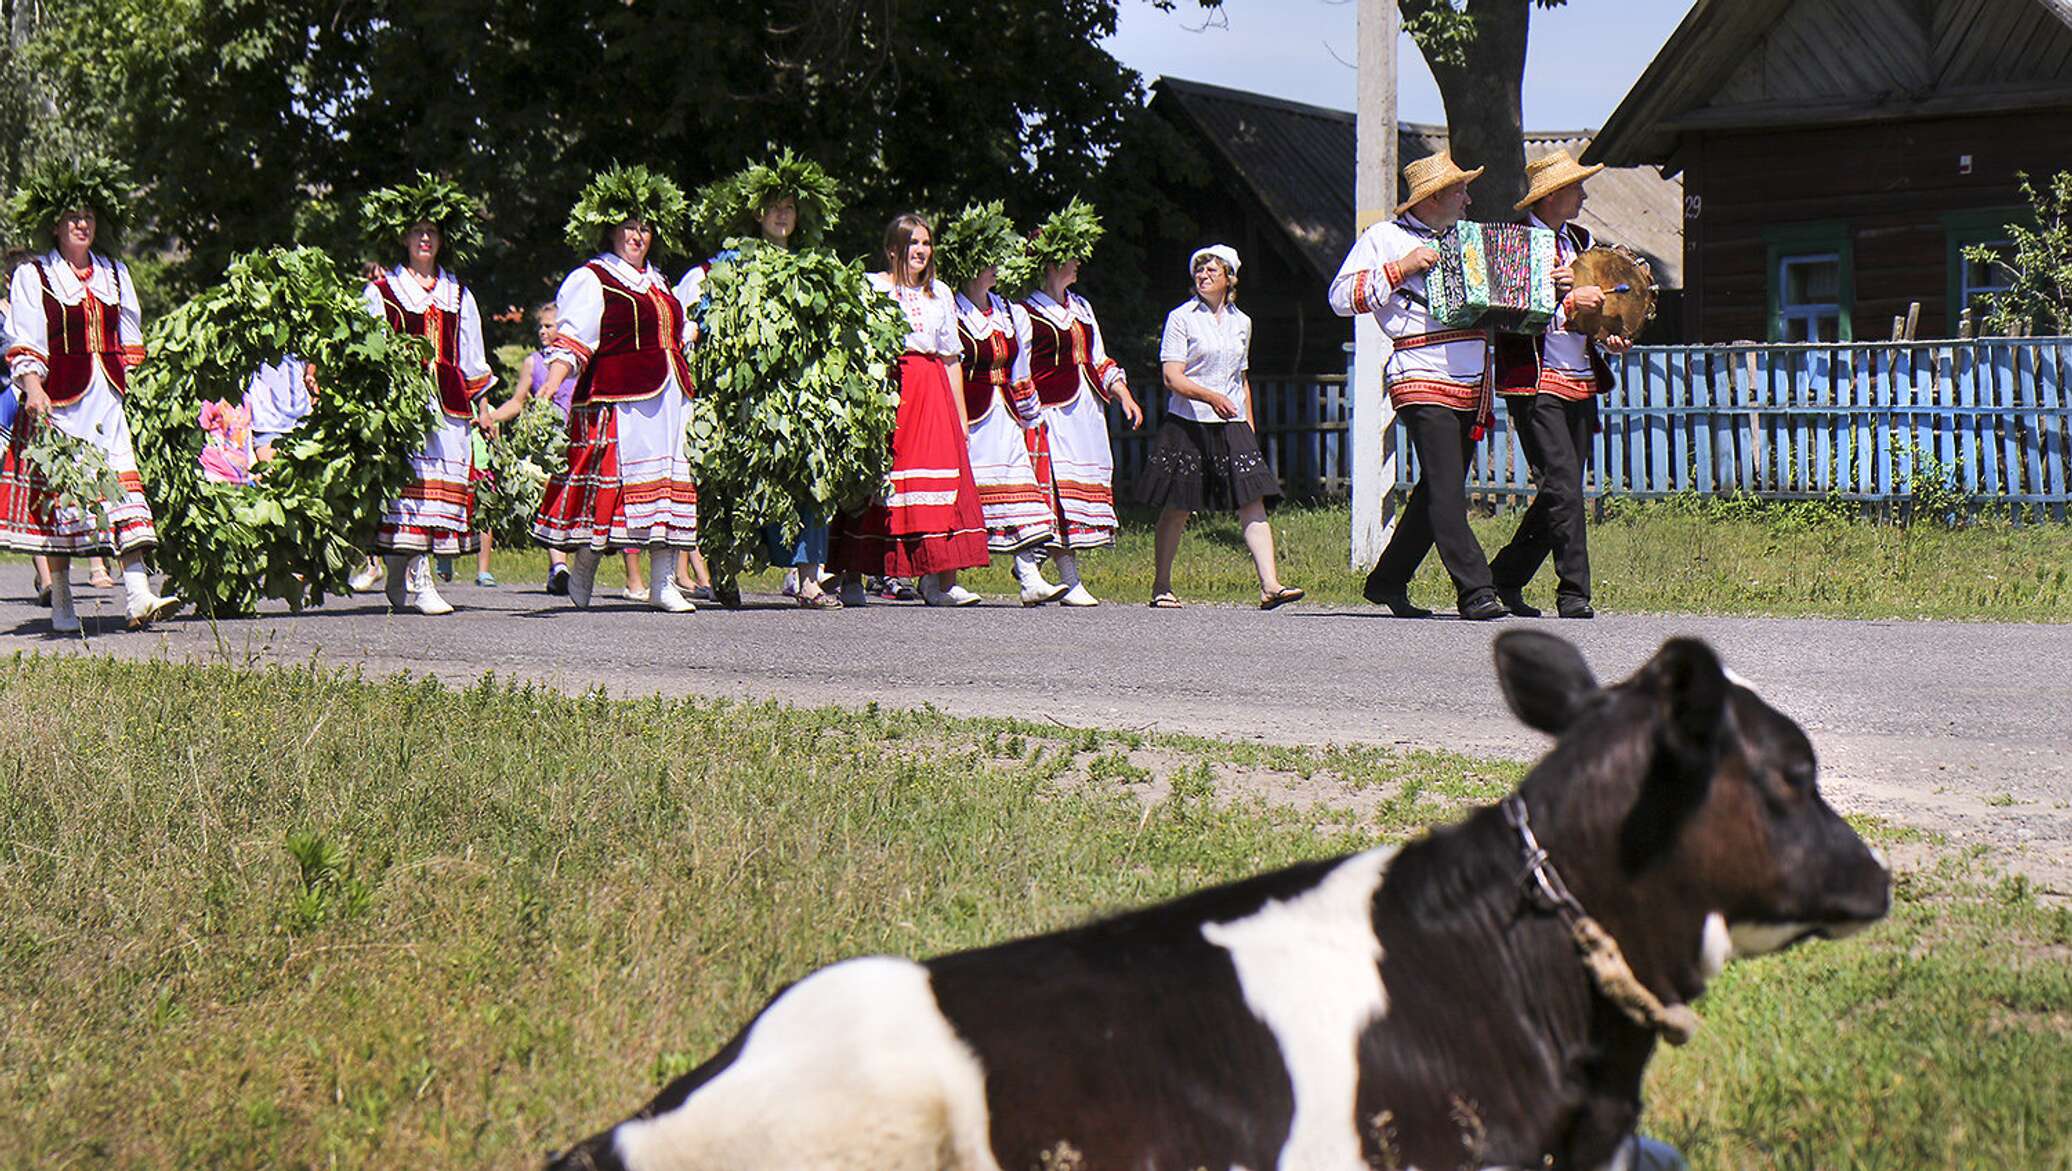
[1367,404,1494,602]
[1490,392,1595,602]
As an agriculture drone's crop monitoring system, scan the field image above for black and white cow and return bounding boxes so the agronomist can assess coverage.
[548,632,1890,1171]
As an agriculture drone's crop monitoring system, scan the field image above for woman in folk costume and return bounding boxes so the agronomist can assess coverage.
[678,151,844,609]
[495,165,700,613]
[0,157,181,632]
[828,213,989,606]
[938,201,1069,606]
[356,174,497,616]
[1011,198,1144,607]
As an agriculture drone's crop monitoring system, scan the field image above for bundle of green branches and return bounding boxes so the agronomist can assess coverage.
[475,400,567,547]
[127,246,435,616]
[685,243,908,587]
[17,419,123,547]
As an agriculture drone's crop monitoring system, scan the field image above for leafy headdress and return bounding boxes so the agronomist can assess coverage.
[934,201,1025,289]
[9,155,136,251]
[691,150,842,250]
[564,165,691,256]
[360,173,486,267]
[999,197,1102,290]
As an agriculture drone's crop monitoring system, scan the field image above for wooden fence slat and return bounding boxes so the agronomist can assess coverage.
[1957,344,1983,494]
[2042,345,2070,518]
[2020,344,2045,510]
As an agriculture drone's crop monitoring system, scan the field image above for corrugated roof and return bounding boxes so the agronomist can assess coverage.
[1152,77,1683,289]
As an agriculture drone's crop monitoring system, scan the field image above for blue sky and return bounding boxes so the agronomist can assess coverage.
[1102,0,1698,131]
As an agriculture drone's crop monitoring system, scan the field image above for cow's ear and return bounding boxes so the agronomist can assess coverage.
[1493,630,1599,735]
[1650,637,1729,756]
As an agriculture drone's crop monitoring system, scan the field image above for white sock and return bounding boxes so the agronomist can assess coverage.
[51,573,75,615]
[649,547,675,597]
[122,566,152,606]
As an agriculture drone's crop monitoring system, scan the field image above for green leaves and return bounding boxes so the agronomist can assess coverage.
[685,244,907,581]
[1965,170,2072,337]
[692,150,843,250]
[8,154,136,250]
[359,174,485,267]
[475,401,566,547]
[127,245,435,616]
[20,420,124,543]
[935,201,1025,289]
[563,165,691,256]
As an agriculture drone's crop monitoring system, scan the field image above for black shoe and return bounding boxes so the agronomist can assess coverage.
[546,564,570,596]
[715,580,743,610]
[1558,597,1596,619]
[1364,580,1433,618]
[1459,591,1508,621]
[1495,586,1542,618]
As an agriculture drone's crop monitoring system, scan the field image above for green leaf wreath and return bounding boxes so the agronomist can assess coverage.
[1000,197,1103,292]
[9,154,136,250]
[360,173,487,266]
[685,243,908,586]
[564,165,691,257]
[934,201,1025,289]
[127,246,436,616]
[475,398,567,547]
[691,150,843,250]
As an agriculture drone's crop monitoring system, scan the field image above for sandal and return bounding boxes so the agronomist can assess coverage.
[798,589,844,610]
[1259,586,1305,611]
[1149,591,1184,609]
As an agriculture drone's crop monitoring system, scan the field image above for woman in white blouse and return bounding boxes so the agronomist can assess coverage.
[1137,246,1302,609]
[828,213,989,606]
[496,166,702,614]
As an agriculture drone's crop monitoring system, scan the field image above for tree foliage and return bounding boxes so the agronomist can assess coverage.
[1965,171,2072,338]
[1400,0,1570,214]
[127,247,435,616]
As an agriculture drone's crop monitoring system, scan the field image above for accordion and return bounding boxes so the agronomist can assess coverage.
[1424,220,1558,333]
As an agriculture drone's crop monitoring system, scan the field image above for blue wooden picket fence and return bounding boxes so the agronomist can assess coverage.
[1110,338,2072,517]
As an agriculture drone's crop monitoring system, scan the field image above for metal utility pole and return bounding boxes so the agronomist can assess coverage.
[1350,0,1399,571]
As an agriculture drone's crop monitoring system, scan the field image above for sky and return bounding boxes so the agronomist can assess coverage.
[1102,0,1699,131]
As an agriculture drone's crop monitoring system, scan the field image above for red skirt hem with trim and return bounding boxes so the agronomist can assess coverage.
[829,354,988,577]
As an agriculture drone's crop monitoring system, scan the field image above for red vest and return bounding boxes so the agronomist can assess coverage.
[957,315,1018,419]
[31,261,127,406]
[573,262,691,406]
[1021,302,1100,407]
[372,274,474,419]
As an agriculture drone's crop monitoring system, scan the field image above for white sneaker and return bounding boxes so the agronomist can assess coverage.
[622,584,650,603]
[1059,584,1100,607]
[650,580,696,613]
[348,561,384,592]
[125,592,186,629]
[413,580,455,616]
[1019,581,1072,607]
[941,584,981,607]
[407,558,433,596]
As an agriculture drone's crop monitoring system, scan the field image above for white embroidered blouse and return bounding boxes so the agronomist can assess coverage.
[869,273,960,358]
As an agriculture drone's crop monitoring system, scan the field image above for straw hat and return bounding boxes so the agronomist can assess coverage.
[1515,149,1606,211]
[1396,152,1484,215]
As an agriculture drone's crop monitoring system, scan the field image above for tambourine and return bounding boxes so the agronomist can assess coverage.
[1568,245,1658,342]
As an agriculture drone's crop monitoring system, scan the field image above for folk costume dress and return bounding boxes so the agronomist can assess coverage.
[1013,290,1126,549]
[0,251,157,556]
[531,253,700,552]
[1489,213,1617,610]
[828,276,987,577]
[1328,212,1498,608]
[954,291,1053,554]
[364,265,496,556]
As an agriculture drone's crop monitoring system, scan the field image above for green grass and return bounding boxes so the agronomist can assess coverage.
[1,656,2067,1169]
[455,497,2072,620]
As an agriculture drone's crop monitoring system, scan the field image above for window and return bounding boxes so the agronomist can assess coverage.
[1943,208,2029,335]
[1777,253,1843,342]
[1764,222,1854,342]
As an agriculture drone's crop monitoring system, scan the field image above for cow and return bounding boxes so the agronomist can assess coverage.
[547,632,1891,1171]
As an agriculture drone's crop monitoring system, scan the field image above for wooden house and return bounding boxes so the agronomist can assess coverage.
[1139,77,1686,377]
[1586,0,2072,342]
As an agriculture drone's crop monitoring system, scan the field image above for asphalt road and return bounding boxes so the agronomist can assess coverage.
[8,563,2069,889]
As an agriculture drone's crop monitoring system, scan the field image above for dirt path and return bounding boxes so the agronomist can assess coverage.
[9,564,2068,892]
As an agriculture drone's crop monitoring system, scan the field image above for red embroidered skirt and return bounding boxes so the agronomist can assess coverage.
[829,354,987,577]
[531,388,700,551]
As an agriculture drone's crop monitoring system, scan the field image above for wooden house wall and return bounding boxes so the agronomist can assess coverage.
[1683,110,2069,341]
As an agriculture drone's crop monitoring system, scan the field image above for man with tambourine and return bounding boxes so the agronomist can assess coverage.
[1489,149,1646,620]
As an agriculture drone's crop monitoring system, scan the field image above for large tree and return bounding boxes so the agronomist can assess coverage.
[1401,0,1571,214]
[14,0,1181,325]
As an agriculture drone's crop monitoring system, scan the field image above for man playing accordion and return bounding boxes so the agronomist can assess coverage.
[1489,149,1634,620]
[1328,151,1507,621]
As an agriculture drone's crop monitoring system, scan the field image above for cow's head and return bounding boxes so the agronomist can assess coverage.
[1493,631,1890,999]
